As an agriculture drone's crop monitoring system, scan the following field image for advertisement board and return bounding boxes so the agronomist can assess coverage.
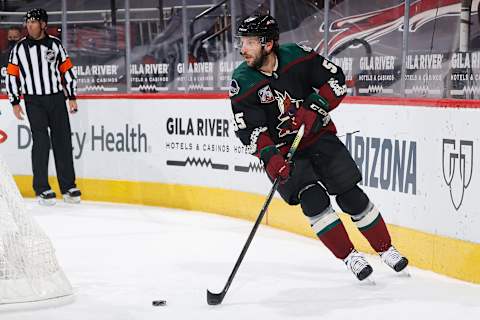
[0,98,271,195]
[0,97,479,244]
[334,103,479,243]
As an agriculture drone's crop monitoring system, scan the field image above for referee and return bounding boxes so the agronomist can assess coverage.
[5,8,81,206]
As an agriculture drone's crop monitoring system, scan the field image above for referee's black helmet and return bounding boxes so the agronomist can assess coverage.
[25,8,48,23]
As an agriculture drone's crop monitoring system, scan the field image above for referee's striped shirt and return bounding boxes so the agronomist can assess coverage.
[5,35,77,106]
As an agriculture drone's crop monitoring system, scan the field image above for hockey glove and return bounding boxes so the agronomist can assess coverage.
[260,146,291,182]
[302,92,331,127]
[290,107,322,137]
[288,92,331,137]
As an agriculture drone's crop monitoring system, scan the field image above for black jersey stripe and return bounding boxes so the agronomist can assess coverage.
[18,43,34,95]
[43,46,54,94]
[54,52,63,92]
[6,75,18,103]
[66,69,76,97]
[35,43,46,94]
[22,42,38,95]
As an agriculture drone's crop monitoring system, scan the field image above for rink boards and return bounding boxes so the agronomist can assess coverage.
[0,95,479,283]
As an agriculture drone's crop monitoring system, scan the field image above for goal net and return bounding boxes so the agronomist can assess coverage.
[0,156,72,304]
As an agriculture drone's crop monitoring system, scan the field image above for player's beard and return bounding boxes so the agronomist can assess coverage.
[243,47,269,69]
[251,49,270,69]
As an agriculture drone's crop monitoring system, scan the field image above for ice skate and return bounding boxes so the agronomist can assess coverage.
[38,189,56,206]
[63,188,81,204]
[381,246,410,276]
[344,249,373,282]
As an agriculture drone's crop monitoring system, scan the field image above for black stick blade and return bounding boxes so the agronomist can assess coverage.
[206,289,225,305]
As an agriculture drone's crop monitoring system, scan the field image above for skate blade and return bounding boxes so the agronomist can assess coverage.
[397,268,411,278]
[38,198,56,206]
[63,196,81,204]
[359,276,376,286]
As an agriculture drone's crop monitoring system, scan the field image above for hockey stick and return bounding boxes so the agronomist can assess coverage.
[206,124,305,305]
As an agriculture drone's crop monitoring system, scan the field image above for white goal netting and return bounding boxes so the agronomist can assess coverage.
[0,157,72,304]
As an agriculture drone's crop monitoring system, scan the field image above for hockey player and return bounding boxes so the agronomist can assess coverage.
[229,14,408,281]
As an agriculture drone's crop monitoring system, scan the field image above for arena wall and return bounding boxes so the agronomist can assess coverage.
[1,94,479,283]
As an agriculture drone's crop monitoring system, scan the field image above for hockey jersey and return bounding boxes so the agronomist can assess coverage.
[230,43,347,157]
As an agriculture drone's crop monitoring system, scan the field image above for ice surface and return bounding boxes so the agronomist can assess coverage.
[1,200,479,320]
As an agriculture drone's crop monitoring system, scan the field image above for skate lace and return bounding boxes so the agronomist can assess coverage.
[381,247,402,268]
[347,252,369,275]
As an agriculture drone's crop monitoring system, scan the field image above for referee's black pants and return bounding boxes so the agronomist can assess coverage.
[24,92,77,196]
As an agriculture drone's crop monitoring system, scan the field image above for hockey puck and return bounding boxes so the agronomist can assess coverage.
[152,299,167,306]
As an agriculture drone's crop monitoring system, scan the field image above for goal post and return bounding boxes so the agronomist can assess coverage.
[0,157,72,304]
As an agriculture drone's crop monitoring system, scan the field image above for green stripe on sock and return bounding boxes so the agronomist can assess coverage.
[358,215,381,232]
[316,219,341,237]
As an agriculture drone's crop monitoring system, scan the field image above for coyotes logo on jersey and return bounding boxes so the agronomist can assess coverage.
[274,90,303,138]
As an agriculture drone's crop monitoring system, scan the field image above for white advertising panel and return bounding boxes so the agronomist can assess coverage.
[333,103,480,243]
[1,99,478,243]
[0,99,271,195]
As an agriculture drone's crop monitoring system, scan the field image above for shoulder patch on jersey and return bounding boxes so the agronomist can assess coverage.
[229,79,240,97]
[296,42,313,52]
[258,85,275,104]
